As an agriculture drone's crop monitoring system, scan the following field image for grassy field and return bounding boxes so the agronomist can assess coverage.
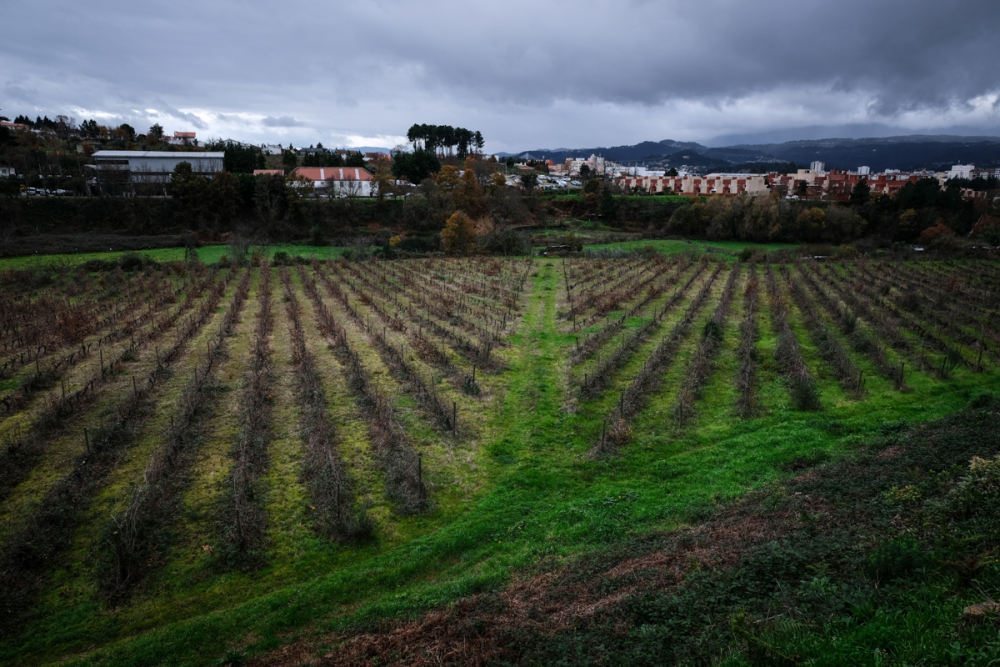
[0,243,345,271]
[0,238,790,273]
[0,252,997,666]
[585,238,794,255]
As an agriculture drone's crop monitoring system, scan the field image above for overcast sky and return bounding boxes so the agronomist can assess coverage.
[3,0,1000,152]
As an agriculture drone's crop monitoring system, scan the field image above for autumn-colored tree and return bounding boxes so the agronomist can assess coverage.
[898,208,918,233]
[918,220,955,244]
[970,214,1000,239]
[456,168,485,217]
[796,207,826,241]
[487,171,507,193]
[441,211,477,255]
[436,165,461,192]
[464,155,496,186]
[822,206,867,242]
[372,157,394,202]
[743,193,783,241]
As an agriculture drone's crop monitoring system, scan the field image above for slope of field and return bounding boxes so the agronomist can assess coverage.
[0,254,996,666]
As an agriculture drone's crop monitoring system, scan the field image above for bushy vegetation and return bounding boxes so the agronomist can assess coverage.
[365,394,997,667]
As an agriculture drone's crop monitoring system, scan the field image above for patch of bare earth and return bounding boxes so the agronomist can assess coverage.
[248,483,839,666]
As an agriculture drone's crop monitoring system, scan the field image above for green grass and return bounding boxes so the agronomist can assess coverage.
[0,244,345,271]
[0,257,996,667]
[586,238,795,255]
[0,239,791,274]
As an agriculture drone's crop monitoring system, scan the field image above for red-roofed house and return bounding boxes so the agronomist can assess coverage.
[253,169,284,177]
[292,166,373,196]
[167,131,197,146]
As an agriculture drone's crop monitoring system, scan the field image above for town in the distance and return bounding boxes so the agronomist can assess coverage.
[2,116,998,206]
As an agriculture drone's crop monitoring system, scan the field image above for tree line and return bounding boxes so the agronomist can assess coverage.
[406,124,484,159]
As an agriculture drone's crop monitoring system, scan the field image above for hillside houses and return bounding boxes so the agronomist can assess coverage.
[615,164,998,202]
[618,173,769,197]
[166,131,197,146]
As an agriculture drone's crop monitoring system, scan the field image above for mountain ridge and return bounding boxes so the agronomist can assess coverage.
[509,135,1000,172]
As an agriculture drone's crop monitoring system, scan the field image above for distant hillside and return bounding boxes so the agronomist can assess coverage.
[704,123,1000,147]
[512,140,704,164]
[731,137,1000,172]
[513,135,1000,172]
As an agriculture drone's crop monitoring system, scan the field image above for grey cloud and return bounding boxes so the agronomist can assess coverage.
[213,112,251,125]
[3,80,40,106]
[0,0,998,150]
[263,116,305,127]
[151,99,208,130]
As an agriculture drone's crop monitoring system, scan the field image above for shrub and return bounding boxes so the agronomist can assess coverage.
[789,375,821,411]
[118,252,146,272]
[918,221,955,244]
[396,235,439,253]
[441,211,477,255]
[835,243,859,258]
[932,454,1000,520]
[310,224,325,246]
[479,228,531,256]
[82,259,115,272]
[702,319,723,343]
[867,536,932,582]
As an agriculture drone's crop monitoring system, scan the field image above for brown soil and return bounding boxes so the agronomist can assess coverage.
[247,484,832,666]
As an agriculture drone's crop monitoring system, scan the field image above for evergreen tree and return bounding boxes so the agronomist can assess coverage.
[850,178,871,206]
[392,149,440,184]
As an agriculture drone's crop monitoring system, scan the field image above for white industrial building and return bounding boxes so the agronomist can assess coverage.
[90,151,224,183]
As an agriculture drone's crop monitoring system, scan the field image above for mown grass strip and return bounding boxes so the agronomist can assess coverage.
[298,265,428,514]
[673,261,741,425]
[278,267,370,541]
[596,260,725,455]
[217,266,274,571]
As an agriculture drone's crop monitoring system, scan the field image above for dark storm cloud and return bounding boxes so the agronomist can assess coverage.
[389,0,1000,112]
[1,0,998,149]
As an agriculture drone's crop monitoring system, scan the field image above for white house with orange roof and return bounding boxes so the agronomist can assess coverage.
[291,166,373,196]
